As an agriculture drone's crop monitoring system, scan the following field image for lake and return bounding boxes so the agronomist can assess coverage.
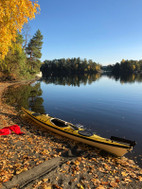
[5,73,142,166]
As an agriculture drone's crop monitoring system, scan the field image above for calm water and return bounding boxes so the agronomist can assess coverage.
[5,74,142,166]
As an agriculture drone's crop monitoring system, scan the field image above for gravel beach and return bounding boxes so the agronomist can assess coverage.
[0,82,142,189]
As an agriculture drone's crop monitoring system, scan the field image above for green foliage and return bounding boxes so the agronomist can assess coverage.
[0,30,43,80]
[4,82,45,113]
[104,59,142,84]
[0,33,27,79]
[26,29,43,74]
[110,59,142,74]
[40,58,101,77]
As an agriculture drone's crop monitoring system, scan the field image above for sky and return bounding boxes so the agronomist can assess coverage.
[27,0,142,65]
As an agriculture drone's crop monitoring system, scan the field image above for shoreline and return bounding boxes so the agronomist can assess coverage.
[0,81,142,188]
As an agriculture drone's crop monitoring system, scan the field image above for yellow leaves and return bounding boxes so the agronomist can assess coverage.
[45,184,52,189]
[138,176,142,182]
[0,0,40,60]
[32,180,52,189]
[96,185,105,189]
[109,181,118,187]
[66,161,71,165]
[123,177,132,183]
[74,160,80,166]
[103,163,111,171]
[91,178,101,186]
[16,167,28,174]
[98,167,105,173]
[41,149,50,155]
[121,171,129,177]
[129,172,137,178]
[101,181,109,185]
[92,157,97,162]
[77,183,84,189]
[43,184,52,189]
[43,178,49,183]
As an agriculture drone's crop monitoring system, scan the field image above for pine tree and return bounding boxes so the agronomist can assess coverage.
[26,29,43,73]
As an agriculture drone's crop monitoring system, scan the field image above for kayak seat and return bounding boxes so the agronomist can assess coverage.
[32,113,41,116]
[78,130,93,137]
[51,118,67,127]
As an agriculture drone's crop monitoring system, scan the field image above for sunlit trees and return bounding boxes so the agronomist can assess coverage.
[40,58,101,77]
[26,29,43,73]
[107,59,142,74]
[120,60,142,73]
[1,33,27,79]
[0,0,40,60]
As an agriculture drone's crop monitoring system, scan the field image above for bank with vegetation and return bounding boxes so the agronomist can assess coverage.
[0,29,43,81]
[40,58,142,80]
[102,59,142,74]
[40,58,101,77]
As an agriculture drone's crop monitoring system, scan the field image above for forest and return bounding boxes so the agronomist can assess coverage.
[40,58,101,77]
[0,29,43,81]
[41,58,142,79]
[0,0,42,81]
[104,59,142,74]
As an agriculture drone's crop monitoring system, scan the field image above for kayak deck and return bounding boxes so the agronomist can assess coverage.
[22,107,135,156]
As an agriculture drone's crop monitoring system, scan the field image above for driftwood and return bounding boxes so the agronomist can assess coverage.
[2,157,61,189]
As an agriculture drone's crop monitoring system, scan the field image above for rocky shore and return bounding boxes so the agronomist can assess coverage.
[0,82,142,189]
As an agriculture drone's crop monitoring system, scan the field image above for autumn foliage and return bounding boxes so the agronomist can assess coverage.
[0,0,40,60]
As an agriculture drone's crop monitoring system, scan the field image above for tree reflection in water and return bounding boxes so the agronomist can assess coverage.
[104,73,142,83]
[42,73,101,87]
[4,82,45,114]
[4,73,142,114]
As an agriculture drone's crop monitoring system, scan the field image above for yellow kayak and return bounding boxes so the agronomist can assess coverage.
[22,107,136,156]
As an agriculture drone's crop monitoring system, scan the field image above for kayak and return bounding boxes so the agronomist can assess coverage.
[22,107,136,156]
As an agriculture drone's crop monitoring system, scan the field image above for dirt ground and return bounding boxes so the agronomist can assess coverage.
[0,82,142,189]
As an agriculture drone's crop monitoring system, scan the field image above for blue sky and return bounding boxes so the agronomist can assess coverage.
[28,0,142,65]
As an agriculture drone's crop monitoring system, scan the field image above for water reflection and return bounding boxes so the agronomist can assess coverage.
[42,73,101,86]
[5,73,142,112]
[5,82,45,113]
[4,73,142,167]
[42,73,142,86]
[104,73,142,84]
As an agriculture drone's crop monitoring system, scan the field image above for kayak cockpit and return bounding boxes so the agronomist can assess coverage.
[50,118,68,127]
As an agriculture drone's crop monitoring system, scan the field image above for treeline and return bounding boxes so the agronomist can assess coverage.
[0,29,43,81]
[41,58,101,77]
[104,59,142,74]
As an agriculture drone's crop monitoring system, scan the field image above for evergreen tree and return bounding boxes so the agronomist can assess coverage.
[26,29,43,73]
